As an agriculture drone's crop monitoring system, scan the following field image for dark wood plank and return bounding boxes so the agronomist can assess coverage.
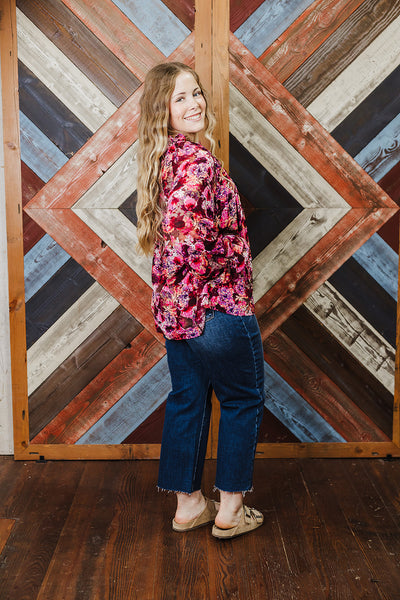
[21,161,46,254]
[18,60,92,157]
[0,519,15,557]
[281,305,394,438]
[161,0,195,30]
[230,0,265,32]
[331,64,400,158]
[17,0,140,106]
[329,256,396,347]
[28,305,144,438]
[25,258,94,348]
[285,0,400,106]
[263,329,390,442]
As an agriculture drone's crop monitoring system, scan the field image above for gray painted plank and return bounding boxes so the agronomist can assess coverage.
[353,234,398,301]
[24,234,70,302]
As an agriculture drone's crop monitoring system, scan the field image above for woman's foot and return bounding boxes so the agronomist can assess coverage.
[214,491,243,529]
[174,490,206,524]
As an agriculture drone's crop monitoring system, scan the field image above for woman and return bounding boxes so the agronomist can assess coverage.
[137,62,265,539]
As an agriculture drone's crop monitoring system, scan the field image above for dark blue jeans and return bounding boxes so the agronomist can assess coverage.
[158,310,265,494]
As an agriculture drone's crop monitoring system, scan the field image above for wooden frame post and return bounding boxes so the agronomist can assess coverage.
[1,0,29,458]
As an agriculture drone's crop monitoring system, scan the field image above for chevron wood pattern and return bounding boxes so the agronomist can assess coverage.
[7,0,400,459]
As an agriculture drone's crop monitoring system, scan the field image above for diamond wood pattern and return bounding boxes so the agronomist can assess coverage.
[10,0,400,459]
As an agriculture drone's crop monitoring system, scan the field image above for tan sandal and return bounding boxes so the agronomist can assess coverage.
[172,498,219,532]
[212,505,264,539]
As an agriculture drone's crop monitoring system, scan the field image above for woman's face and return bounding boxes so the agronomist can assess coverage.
[169,71,206,135]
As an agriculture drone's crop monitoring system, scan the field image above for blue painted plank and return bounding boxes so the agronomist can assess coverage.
[235,0,314,58]
[354,112,400,182]
[111,0,189,56]
[20,111,68,182]
[24,234,70,302]
[353,234,398,301]
[263,363,345,443]
[77,355,169,444]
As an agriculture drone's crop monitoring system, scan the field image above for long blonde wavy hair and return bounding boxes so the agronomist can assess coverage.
[136,62,216,255]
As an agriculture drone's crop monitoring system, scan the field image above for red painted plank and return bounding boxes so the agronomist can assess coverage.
[230,0,265,32]
[32,329,165,444]
[264,329,390,442]
[21,161,45,254]
[378,160,400,252]
[259,0,365,82]
[229,33,398,211]
[60,0,165,80]
[161,0,195,30]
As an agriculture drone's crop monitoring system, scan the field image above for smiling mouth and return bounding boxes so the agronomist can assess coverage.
[185,113,203,121]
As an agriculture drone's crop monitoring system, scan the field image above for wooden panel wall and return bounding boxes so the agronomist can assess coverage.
[6,0,400,459]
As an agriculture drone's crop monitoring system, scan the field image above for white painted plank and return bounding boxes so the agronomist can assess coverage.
[27,283,119,395]
[73,208,152,286]
[24,234,70,302]
[230,84,349,209]
[112,0,189,56]
[235,0,313,57]
[20,112,68,182]
[353,234,398,301]
[307,15,400,131]
[73,142,138,210]
[252,207,349,302]
[305,282,395,393]
[17,9,116,132]
[77,355,169,444]
[354,112,400,182]
[263,362,345,442]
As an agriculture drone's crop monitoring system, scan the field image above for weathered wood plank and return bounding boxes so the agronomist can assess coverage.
[304,282,395,393]
[377,160,400,252]
[73,208,152,285]
[23,34,194,212]
[229,34,396,210]
[76,355,170,444]
[229,84,349,209]
[252,208,349,301]
[18,61,92,157]
[20,112,68,183]
[282,306,394,438]
[264,329,390,442]
[26,258,94,348]
[234,0,314,58]
[260,0,364,82]
[17,0,140,106]
[27,282,119,395]
[285,0,400,107]
[161,0,195,30]
[17,9,116,132]
[32,329,165,444]
[112,0,190,56]
[28,305,143,439]
[61,0,165,80]
[24,234,69,302]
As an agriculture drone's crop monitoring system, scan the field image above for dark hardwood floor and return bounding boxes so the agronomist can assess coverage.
[1,456,400,599]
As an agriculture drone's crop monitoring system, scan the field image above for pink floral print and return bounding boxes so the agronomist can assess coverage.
[151,134,254,339]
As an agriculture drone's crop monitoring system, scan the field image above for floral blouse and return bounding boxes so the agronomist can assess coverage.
[151,133,254,340]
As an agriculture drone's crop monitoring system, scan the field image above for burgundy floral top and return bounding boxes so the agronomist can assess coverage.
[151,133,254,340]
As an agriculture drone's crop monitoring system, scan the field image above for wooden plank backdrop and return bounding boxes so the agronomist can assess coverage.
[3,0,400,459]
